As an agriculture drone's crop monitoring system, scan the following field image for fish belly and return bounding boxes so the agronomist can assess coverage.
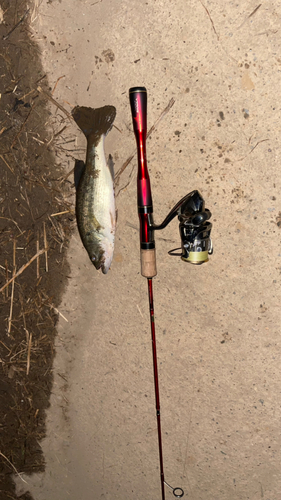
[91,138,115,240]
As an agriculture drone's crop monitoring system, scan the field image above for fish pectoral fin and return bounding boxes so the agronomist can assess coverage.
[109,210,116,229]
[92,215,104,232]
[107,153,115,181]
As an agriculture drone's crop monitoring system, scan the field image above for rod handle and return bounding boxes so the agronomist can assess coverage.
[141,249,157,278]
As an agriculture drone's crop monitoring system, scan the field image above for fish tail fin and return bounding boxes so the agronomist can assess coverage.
[72,105,116,145]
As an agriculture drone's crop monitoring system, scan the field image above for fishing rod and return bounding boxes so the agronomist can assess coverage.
[129,87,213,499]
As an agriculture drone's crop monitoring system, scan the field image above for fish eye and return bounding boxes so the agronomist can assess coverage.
[92,256,96,262]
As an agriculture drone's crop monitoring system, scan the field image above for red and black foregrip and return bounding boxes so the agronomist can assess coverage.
[129,87,157,278]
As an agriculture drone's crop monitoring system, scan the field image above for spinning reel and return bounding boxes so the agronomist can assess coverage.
[153,190,213,265]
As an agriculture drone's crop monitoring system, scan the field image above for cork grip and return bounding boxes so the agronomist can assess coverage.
[141,249,157,278]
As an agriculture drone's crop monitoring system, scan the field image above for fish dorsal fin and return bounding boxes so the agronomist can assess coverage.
[72,105,116,146]
[74,159,85,189]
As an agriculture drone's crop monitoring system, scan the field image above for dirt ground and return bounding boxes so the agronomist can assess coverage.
[1,1,281,500]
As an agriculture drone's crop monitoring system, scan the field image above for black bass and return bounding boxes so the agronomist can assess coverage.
[72,105,116,274]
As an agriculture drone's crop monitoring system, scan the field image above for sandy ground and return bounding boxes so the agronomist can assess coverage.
[15,1,281,499]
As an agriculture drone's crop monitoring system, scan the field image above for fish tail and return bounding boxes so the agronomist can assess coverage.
[72,105,116,145]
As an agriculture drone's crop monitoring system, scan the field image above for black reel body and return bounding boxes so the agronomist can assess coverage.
[178,208,212,264]
[153,190,213,264]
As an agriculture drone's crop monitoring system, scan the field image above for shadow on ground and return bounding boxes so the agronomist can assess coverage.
[0,2,73,498]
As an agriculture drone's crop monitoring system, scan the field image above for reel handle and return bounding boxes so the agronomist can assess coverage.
[129,87,156,277]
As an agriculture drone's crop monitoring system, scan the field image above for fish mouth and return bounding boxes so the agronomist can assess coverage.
[101,265,109,275]
[91,254,110,274]
[91,254,105,271]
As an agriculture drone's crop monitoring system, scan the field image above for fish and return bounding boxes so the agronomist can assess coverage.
[72,105,116,274]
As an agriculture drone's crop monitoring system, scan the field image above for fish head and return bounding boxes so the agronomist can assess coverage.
[99,237,114,274]
[83,228,114,275]
[89,247,112,275]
